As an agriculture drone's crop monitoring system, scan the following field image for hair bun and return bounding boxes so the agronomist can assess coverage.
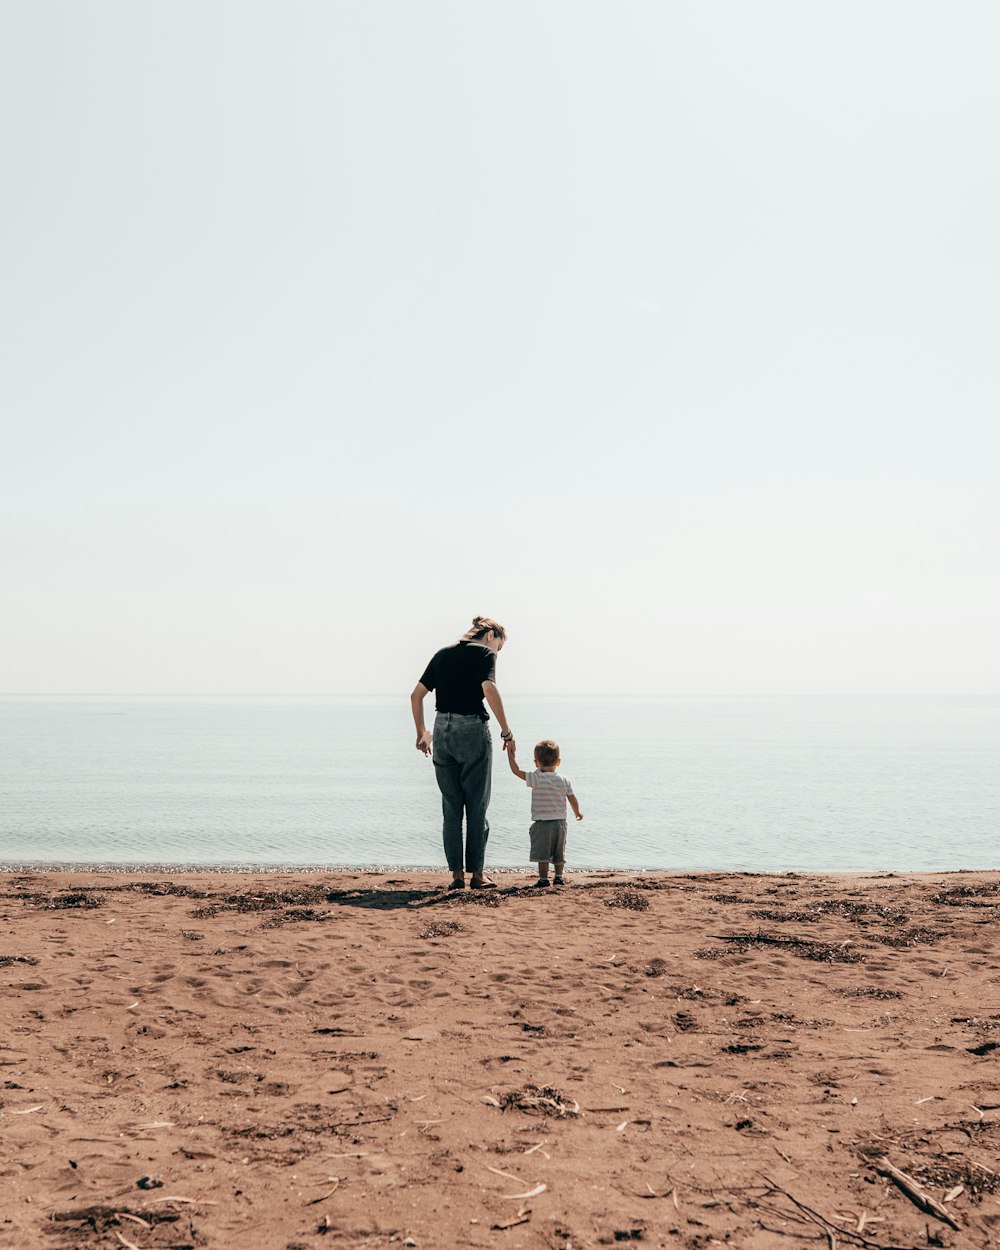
[464,616,507,642]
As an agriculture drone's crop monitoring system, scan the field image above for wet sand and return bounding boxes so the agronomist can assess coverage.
[2,869,999,1249]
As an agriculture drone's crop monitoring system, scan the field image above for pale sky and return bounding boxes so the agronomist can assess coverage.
[2,2,997,695]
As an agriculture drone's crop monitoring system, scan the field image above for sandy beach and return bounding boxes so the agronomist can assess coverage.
[2,869,999,1249]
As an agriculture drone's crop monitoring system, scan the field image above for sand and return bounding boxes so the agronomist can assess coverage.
[2,868,999,1249]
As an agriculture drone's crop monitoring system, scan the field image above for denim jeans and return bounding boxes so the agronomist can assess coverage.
[432,713,492,873]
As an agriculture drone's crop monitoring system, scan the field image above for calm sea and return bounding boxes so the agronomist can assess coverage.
[0,695,996,873]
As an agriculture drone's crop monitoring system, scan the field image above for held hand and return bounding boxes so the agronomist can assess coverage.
[502,735,516,754]
[416,731,433,756]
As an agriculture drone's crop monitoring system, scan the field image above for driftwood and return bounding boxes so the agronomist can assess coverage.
[874,1157,960,1231]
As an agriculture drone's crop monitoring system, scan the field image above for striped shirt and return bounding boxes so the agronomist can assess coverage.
[525,769,574,820]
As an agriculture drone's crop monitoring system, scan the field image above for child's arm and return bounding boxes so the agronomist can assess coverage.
[506,748,526,781]
[568,793,583,821]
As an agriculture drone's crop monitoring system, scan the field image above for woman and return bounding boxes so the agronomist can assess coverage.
[410,616,515,890]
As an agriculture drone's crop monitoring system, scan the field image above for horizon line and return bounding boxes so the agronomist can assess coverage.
[1,691,995,699]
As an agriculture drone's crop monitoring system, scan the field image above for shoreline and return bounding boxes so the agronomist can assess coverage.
[2,862,996,875]
[4,868,1000,1247]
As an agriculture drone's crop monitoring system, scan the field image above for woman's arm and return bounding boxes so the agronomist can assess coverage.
[410,682,432,755]
[482,680,514,753]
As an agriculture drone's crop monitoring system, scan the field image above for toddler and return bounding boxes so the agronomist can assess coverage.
[506,738,583,886]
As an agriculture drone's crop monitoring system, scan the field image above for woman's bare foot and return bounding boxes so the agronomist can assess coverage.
[470,874,497,890]
[448,876,466,890]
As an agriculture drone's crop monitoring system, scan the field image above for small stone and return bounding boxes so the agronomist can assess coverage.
[137,1175,164,1190]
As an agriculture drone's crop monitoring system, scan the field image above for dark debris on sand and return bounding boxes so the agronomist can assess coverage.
[933,881,1000,908]
[696,929,866,963]
[447,889,504,907]
[857,1135,1000,1201]
[191,884,329,918]
[124,880,210,898]
[7,889,105,910]
[604,889,650,911]
[419,919,465,939]
[812,897,909,925]
[865,924,945,947]
[260,906,331,928]
[749,907,821,923]
[496,1084,581,1117]
[833,985,903,999]
[48,1204,192,1249]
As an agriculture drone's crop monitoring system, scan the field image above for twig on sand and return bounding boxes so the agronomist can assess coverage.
[759,1175,922,1250]
[874,1158,960,1231]
[305,1178,340,1205]
[635,1180,681,1202]
[487,1166,529,1186]
[114,1232,141,1250]
[433,1080,477,1107]
[115,1213,152,1229]
[492,1212,531,1230]
[856,1213,883,1234]
[147,1195,218,1205]
[504,1183,546,1200]
[328,1115,392,1128]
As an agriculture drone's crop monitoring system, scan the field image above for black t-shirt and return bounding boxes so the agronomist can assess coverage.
[419,641,496,720]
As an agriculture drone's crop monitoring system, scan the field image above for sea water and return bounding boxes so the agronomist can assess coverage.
[0,695,996,872]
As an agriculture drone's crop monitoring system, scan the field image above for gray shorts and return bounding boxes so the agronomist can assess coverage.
[529,819,567,863]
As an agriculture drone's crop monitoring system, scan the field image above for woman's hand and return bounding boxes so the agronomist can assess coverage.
[416,731,433,756]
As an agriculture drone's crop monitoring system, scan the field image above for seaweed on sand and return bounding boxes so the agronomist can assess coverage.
[604,889,650,912]
[695,929,865,964]
[419,919,464,939]
[492,1085,580,1117]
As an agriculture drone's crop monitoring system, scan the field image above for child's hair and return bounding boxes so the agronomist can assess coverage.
[465,615,507,642]
[534,739,559,766]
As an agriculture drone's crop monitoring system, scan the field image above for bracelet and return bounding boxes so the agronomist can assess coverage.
[501,730,514,741]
